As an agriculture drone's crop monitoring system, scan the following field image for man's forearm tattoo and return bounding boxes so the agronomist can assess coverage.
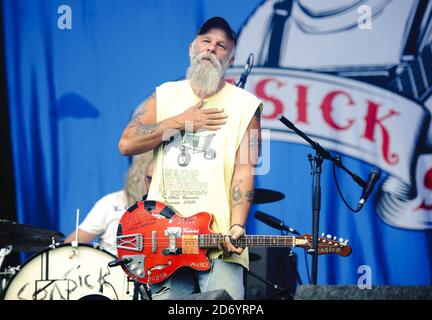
[135,122,160,135]
[126,91,159,136]
[232,179,243,208]
[128,108,146,127]
[127,91,156,128]
[246,190,254,203]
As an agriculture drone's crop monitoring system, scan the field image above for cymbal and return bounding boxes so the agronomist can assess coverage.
[253,188,285,204]
[0,220,64,252]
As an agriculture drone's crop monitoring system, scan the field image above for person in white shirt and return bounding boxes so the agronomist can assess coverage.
[64,152,153,255]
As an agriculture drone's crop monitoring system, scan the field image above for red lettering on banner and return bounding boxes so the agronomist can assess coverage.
[320,90,355,130]
[296,85,309,124]
[363,101,400,164]
[255,78,284,119]
[424,169,432,189]
[415,168,432,211]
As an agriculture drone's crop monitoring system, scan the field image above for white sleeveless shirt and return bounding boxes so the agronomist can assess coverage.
[147,80,261,269]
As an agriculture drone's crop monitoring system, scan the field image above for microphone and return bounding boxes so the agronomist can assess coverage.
[108,257,132,268]
[236,53,254,88]
[243,54,252,73]
[255,210,300,235]
[356,167,382,211]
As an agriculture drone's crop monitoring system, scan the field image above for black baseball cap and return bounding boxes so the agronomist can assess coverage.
[197,17,237,46]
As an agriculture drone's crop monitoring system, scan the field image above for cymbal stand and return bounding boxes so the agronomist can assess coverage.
[279,228,303,287]
[246,269,282,292]
[132,280,152,300]
[246,269,295,300]
[287,247,302,286]
[0,245,13,297]
[0,245,12,271]
[267,246,300,300]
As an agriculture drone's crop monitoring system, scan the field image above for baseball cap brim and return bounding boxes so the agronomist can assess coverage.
[197,17,236,46]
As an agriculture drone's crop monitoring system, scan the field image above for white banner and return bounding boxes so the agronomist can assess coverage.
[226,67,432,230]
[227,67,427,181]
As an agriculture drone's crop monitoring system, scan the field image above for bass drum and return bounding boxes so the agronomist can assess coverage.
[3,243,133,300]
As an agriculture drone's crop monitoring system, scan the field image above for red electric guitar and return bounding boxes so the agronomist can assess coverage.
[115,200,352,284]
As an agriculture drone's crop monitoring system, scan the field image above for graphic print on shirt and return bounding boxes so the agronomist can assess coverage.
[160,129,220,207]
[163,130,217,167]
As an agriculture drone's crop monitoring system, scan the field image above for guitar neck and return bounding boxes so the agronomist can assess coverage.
[199,234,295,248]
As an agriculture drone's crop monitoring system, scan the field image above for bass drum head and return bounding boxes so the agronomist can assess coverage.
[3,243,133,300]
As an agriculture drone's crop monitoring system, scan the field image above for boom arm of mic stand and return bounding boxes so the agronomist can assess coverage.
[277,114,367,285]
[277,114,367,189]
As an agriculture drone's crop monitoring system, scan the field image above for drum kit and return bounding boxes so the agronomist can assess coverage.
[0,188,289,300]
[0,220,134,300]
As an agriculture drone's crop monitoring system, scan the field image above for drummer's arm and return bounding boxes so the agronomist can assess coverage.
[64,229,97,244]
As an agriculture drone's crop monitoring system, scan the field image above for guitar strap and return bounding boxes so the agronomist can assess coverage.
[159,206,175,219]
[143,200,175,219]
[127,202,139,212]
[143,200,156,211]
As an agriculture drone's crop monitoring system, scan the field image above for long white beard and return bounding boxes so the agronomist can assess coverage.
[186,50,230,97]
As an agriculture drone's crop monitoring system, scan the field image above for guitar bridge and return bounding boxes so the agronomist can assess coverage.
[117,233,143,251]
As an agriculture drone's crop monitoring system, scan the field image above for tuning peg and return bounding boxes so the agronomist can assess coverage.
[333,236,337,241]
[321,233,325,237]
[326,234,332,239]
[339,238,344,243]
[344,239,349,245]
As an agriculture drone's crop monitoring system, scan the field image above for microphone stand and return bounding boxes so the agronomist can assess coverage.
[277,115,366,284]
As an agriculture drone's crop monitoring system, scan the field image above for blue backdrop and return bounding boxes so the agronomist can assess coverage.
[2,0,432,287]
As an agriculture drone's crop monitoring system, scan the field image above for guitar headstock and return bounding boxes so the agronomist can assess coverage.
[294,233,352,257]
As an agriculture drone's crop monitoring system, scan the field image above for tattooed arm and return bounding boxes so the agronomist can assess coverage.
[119,92,228,156]
[224,105,262,255]
[119,91,177,155]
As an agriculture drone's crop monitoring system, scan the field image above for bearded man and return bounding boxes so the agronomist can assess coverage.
[118,17,262,300]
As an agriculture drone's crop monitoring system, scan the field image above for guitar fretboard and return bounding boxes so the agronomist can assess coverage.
[198,234,295,248]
